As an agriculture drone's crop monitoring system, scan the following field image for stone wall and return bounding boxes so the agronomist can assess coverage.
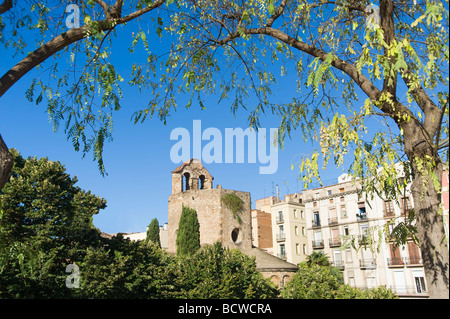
[167,188,252,253]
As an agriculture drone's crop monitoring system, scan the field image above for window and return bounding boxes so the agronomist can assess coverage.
[339,188,345,193]
[279,225,284,238]
[360,224,369,236]
[315,192,320,199]
[313,212,320,227]
[329,198,334,204]
[385,200,394,212]
[357,205,367,221]
[279,244,286,259]
[300,210,305,219]
[334,249,342,266]
[303,244,307,254]
[198,175,205,189]
[327,190,332,196]
[384,200,395,217]
[295,226,299,236]
[413,270,426,293]
[341,204,347,218]
[278,211,284,223]
[296,244,300,255]
[343,225,349,236]
[414,276,427,293]
[313,201,318,208]
[346,249,353,262]
[183,172,191,191]
[340,196,345,202]
[302,227,306,236]
[293,209,298,219]
[389,244,403,265]
[407,242,421,264]
[400,196,412,214]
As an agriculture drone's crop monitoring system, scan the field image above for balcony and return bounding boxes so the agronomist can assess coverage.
[312,240,324,249]
[387,257,406,267]
[276,233,286,242]
[358,235,371,245]
[276,216,284,224]
[331,261,345,271]
[329,238,342,247]
[359,258,377,269]
[312,219,321,229]
[356,214,368,222]
[328,217,338,226]
[388,285,428,297]
[383,210,395,218]
[405,257,423,266]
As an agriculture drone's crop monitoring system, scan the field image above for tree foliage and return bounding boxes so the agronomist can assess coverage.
[145,0,448,298]
[176,205,201,256]
[146,217,161,247]
[282,263,397,299]
[168,241,279,298]
[0,149,106,298]
[1,0,448,297]
[0,151,279,298]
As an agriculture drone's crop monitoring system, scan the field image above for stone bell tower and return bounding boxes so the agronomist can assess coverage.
[167,159,252,253]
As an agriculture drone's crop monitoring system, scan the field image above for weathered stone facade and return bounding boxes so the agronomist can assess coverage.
[168,159,252,253]
[167,159,298,287]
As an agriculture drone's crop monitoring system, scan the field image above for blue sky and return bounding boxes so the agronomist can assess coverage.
[0,5,352,234]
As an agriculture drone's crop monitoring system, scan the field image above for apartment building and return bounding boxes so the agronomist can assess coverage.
[303,173,429,298]
[270,193,309,265]
[251,209,273,254]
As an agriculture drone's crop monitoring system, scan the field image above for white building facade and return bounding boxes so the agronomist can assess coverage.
[303,174,429,298]
[270,193,309,265]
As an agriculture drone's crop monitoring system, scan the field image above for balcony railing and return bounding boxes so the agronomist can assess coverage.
[276,216,284,223]
[387,257,406,266]
[328,217,338,226]
[383,210,395,218]
[358,235,371,245]
[359,258,377,269]
[329,238,341,247]
[356,214,368,222]
[387,285,428,296]
[276,233,286,242]
[387,257,423,267]
[312,219,321,228]
[331,261,345,270]
[312,240,324,249]
[405,257,423,265]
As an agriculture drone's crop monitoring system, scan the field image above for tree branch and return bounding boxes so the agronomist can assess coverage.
[0,0,166,98]
[0,0,12,14]
[266,0,287,27]
[94,0,111,19]
[0,134,13,191]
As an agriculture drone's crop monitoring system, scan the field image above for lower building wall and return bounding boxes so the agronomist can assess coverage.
[259,270,296,288]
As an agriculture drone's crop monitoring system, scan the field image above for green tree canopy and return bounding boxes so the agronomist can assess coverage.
[176,205,201,255]
[282,263,397,299]
[169,242,279,298]
[0,149,106,297]
[146,217,161,247]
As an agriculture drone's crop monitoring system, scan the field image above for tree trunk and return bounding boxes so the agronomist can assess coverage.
[0,134,13,191]
[410,161,449,299]
[403,121,449,299]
